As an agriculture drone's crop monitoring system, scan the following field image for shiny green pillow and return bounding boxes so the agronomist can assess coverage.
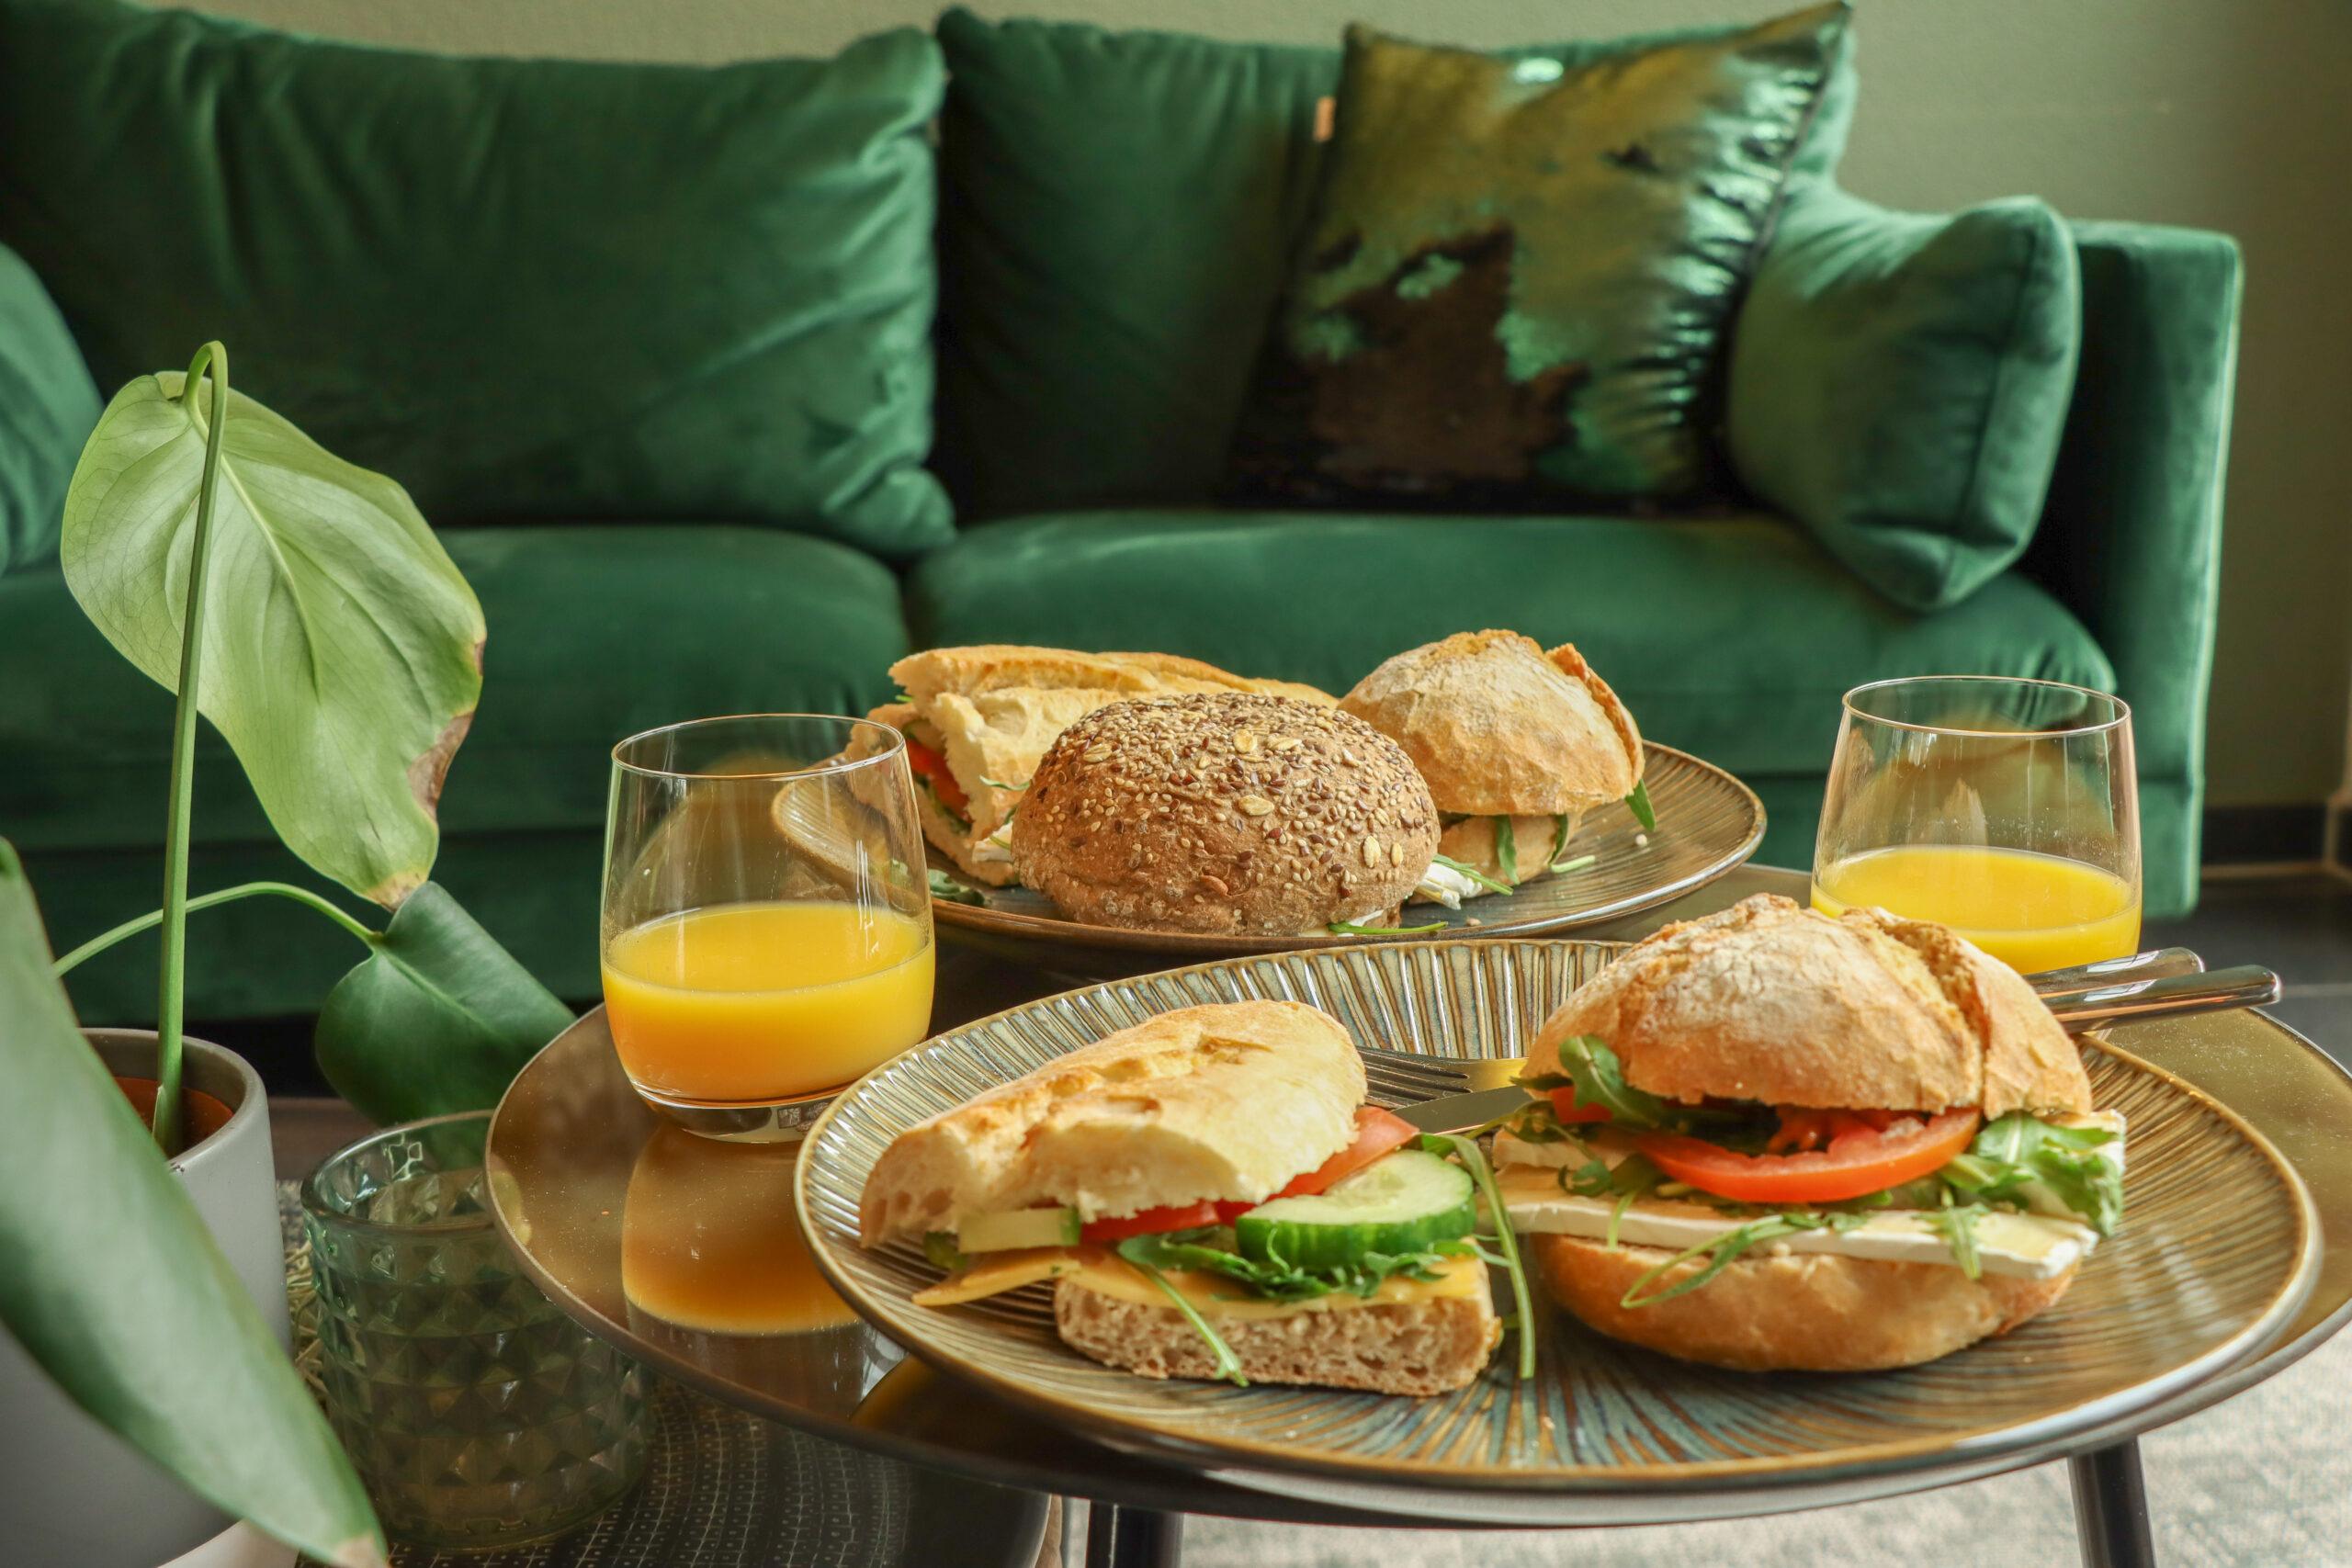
[1229,7,1850,508]
[933,7,1855,520]
[0,243,99,575]
[0,0,951,559]
[1727,185,2082,611]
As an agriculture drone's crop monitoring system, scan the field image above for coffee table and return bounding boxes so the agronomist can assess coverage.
[485,867,2352,1568]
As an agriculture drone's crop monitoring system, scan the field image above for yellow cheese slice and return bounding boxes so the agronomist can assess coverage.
[913,1246,1488,1318]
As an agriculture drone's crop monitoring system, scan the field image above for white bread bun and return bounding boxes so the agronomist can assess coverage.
[1011,693,1438,935]
[1432,813,1573,890]
[859,1001,1364,1246]
[1528,893,2092,1117]
[1532,1233,2075,1371]
[1340,630,1641,817]
[1055,1277,1498,1394]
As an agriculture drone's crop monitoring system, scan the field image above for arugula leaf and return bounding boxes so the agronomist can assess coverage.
[1604,1155,1663,1249]
[1493,817,1519,883]
[1527,1036,1673,1130]
[1560,1159,1614,1198]
[925,869,984,907]
[1625,780,1657,834]
[1939,1113,2123,1235]
[978,776,1027,791]
[1930,1202,1988,1280]
[1549,853,1597,875]
[1622,1213,1826,1308]
[1418,1133,1537,1380]
[1430,853,1512,896]
[1551,814,1572,866]
[1115,1229,1448,1303]
[1329,919,1447,937]
[1116,1251,1249,1386]
[923,1232,969,1271]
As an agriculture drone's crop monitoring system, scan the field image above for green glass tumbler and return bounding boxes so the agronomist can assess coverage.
[302,1111,648,1551]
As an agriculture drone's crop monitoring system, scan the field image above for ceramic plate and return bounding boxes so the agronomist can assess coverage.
[798,940,2321,1494]
[927,743,1762,976]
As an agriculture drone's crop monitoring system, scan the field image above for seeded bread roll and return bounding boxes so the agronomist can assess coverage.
[1011,693,1438,935]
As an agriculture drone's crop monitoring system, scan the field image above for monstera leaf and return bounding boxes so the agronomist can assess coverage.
[315,883,577,1125]
[62,371,484,907]
[0,843,385,1567]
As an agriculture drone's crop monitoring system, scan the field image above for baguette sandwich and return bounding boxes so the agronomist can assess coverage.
[1340,631,1646,908]
[856,646,1332,886]
[1490,894,2122,1371]
[860,1001,1518,1394]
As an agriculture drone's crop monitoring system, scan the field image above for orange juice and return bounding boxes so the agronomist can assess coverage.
[621,1128,859,1335]
[602,900,933,1103]
[1812,845,2140,972]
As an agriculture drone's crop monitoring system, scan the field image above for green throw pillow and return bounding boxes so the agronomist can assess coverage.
[1228,7,1851,509]
[0,0,951,559]
[1726,185,2082,611]
[0,243,99,574]
[932,6,1855,521]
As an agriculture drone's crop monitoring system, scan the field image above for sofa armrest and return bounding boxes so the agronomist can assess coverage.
[2022,220,2242,913]
[0,242,100,576]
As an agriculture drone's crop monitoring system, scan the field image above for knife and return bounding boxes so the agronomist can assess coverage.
[1389,962,2281,1138]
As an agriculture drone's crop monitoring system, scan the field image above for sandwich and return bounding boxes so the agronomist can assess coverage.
[858,646,1332,887]
[1339,631,1646,908]
[1489,893,2123,1371]
[860,1000,1524,1394]
[1010,692,1441,936]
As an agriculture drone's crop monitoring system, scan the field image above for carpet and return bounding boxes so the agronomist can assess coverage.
[1188,1329,2352,1567]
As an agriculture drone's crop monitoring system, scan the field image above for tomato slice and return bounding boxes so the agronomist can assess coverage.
[1635,1108,1982,1204]
[1080,1201,1221,1244]
[903,738,968,815]
[1546,1087,1614,1125]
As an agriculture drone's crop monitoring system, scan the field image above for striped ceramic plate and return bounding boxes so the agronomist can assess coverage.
[797,940,2320,1491]
[926,743,1762,967]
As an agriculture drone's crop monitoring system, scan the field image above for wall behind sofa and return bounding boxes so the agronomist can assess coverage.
[188,0,2352,818]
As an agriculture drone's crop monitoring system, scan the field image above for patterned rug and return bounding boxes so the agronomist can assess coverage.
[1188,1329,2352,1567]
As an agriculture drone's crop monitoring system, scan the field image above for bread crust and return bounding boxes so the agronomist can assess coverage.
[1339,631,1641,816]
[859,1001,1365,1246]
[889,646,1334,707]
[1532,1233,2073,1371]
[1528,893,2092,1116]
[1055,1279,1499,1394]
[1012,693,1438,935]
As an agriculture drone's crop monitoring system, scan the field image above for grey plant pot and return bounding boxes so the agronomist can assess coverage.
[0,1032,296,1568]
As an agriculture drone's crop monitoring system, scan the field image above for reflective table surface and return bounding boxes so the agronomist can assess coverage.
[485,867,2352,1528]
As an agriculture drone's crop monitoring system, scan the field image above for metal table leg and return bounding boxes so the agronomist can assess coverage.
[2070,1439,2158,1568]
[1082,1502,1184,1568]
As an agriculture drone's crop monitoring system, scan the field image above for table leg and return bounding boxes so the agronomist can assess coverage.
[1082,1502,1184,1568]
[2069,1439,2157,1568]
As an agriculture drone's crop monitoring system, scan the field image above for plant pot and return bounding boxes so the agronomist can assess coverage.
[0,1032,298,1568]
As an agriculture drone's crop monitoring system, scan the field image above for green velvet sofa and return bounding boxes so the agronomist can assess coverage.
[0,4,2239,1023]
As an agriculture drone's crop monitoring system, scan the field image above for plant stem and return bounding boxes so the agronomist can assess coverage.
[53,881,377,977]
[151,343,232,1156]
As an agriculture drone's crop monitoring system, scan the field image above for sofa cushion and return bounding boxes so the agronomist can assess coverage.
[1729,186,2083,612]
[933,7,1857,521]
[0,0,951,559]
[906,508,2115,780]
[0,242,99,575]
[0,525,911,852]
[1230,9,1851,508]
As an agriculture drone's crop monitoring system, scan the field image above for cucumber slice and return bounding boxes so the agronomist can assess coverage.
[957,1207,1081,1253]
[1234,1149,1476,1270]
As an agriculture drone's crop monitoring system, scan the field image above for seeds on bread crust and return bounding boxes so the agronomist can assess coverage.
[1010,693,1439,935]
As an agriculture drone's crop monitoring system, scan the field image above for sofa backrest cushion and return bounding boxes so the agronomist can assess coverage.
[0,243,99,575]
[1726,185,2082,612]
[0,0,953,559]
[933,6,1856,522]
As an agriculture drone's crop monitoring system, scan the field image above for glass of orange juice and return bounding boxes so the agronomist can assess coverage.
[1811,677,2141,973]
[602,715,934,1140]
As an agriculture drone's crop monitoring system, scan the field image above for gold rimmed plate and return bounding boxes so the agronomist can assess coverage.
[927,743,1763,979]
[797,939,2321,1496]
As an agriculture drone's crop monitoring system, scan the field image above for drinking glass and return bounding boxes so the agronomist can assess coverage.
[603,715,935,1140]
[1810,676,2141,972]
[303,1113,648,1551]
